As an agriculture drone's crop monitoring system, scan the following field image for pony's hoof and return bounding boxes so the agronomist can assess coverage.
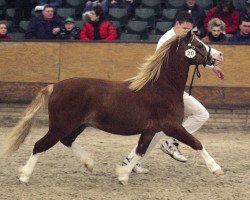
[213,169,224,176]
[116,164,130,185]
[84,158,94,172]
[119,179,128,185]
[85,162,94,172]
[19,175,29,183]
[18,166,31,183]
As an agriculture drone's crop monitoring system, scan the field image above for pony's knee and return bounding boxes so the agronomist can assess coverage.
[192,140,203,150]
[60,139,73,147]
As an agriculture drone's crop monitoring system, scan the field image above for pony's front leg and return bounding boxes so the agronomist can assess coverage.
[199,147,224,176]
[116,133,155,185]
[164,125,224,176]
[116,154,142,185]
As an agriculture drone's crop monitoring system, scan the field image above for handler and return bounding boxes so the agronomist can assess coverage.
[123,11,225,173]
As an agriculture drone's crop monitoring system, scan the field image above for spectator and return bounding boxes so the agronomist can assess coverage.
[105,0,123,10]
[105,0,135,16]
[25,5,63,39]
[37,0,62,8]
[124,0,136,17]
[239,0,250,20]
[58,17,81,40]
[236,0,246,13]
[202,18,227,42]
[229,17,250,42]
[0,21,11,40]
[6,0,15,8]
[204,0,240,34]
[79,5,118,40]
[174,0,206,37]
[83,1,107,13]
[12,0,36,32]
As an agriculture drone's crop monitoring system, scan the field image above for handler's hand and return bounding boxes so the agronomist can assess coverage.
[212,66,224,79]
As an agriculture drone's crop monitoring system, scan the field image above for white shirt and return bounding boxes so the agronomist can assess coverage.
[156,28,176,51]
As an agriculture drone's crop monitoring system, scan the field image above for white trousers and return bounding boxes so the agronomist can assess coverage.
[127,92,209,159]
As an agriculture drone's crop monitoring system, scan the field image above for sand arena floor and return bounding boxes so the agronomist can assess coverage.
[0,126,249,200]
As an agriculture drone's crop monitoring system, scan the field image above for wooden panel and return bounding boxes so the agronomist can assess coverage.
[0,42,59,83]
[1,81,250,108]
[0,81,48,103]
[187,86,250,108]
[0,42,250,106]
[223,87,250,107]
[187,44,250,87]
[188,86,224,107]
[60,42,155,80]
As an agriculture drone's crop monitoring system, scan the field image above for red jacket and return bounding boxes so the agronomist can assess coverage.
[0,34,11,40]
[204,7,240,34]
[79,20,117,40]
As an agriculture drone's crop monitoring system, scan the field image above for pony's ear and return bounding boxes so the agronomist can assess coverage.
[186,30,192,41]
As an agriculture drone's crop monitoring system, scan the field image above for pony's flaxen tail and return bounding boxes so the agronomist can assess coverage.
[3,84,54,155]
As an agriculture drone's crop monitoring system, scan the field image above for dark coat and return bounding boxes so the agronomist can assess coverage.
[58,27,81,40]
[0,34,11,40]
[228,32,250,43]
[202,32,228,43]
[25,14,63,39]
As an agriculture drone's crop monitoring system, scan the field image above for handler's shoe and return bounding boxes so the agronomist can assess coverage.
[122,157,149,174]
[160,141,187,163]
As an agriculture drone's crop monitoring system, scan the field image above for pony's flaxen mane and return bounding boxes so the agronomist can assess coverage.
[128,35,179,91]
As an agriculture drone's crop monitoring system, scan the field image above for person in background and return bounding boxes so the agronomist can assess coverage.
[12,0,36,32]
[124,0,137,17]
[174,0,206,38]
[236,0,247,14]
[238,0,250,20]
[229,17,250,42]
[58,17,81,40]
[83,0,107,13]
[37,0,62,8]
[204,0,240,35]
[79,5,117,40]
[25,5,63,39]
[0,21,11,40]
[105,0,123,10]
[202,18,228,42]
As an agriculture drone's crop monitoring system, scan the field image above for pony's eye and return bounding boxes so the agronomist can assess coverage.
[198,44,204,49]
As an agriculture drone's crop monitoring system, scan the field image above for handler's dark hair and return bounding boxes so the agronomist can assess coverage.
[176,11,194,24]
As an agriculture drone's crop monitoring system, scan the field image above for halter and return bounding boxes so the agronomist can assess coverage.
[183,34,213,95]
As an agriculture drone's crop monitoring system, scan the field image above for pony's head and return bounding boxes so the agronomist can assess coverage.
[182,31,215,67]
[127,31,219,91]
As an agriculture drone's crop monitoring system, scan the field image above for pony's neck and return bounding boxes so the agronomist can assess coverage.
[159,42,190,92]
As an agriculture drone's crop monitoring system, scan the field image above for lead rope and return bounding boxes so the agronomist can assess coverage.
[189,64,201,96]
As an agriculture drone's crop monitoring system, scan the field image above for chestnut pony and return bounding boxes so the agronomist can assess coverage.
[4,32,223,185]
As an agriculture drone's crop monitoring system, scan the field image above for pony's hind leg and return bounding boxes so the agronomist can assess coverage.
[165,125,224,176]
[116,133,156,185]
[60,125,94,172]
[19,154,39,183]
[19,130,61,183]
